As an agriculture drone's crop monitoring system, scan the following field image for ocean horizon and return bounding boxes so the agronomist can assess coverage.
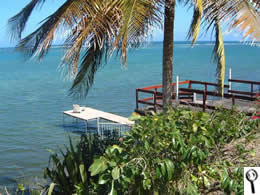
[0,41,259,189]
[1,40,260,49]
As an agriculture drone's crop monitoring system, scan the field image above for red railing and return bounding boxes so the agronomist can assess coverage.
[136,80,191,110]
[228,79,260,98]
[136,79,260,112]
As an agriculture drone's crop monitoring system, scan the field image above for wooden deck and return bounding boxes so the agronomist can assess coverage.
[64,107,134,126]
[136,79,259,115]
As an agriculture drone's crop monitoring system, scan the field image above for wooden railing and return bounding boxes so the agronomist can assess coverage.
[228,79,260,98]
[136,79,260,112]
[136,80,191,110]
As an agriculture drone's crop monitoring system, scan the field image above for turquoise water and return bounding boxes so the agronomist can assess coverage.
[0,42,259,188]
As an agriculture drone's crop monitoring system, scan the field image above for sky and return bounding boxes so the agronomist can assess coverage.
[0,0,243,48]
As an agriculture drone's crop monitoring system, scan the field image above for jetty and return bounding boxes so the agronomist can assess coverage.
[63,107,134,134]
[136,75,260,115]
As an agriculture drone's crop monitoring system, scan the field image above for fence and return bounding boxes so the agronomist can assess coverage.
[136,79,259,112]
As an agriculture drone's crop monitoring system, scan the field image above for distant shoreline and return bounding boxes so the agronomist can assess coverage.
[1,41,259,49]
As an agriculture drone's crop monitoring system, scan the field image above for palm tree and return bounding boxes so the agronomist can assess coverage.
[8,0,260,110]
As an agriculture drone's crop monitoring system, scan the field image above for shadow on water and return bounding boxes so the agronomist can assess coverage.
[0,176,18,194]
[59,117,131,136]
[0,176,17,186]
[57,120,98,135]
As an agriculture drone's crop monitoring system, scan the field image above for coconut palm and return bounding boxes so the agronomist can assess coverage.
[202,0,260,95]
[9,0,260,109]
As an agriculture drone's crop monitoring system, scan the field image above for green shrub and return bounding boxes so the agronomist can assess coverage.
[90,108,259,194]
[44,132,121,195]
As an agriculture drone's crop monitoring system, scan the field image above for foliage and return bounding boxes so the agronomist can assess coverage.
[90,108,259,194]
[44,132,121,195]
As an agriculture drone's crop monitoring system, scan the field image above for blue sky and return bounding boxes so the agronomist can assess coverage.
[0,0,242,47]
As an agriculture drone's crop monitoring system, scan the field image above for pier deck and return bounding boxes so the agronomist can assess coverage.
[64,107,134,125]
[63,107,134,134]
[136,79,259,115]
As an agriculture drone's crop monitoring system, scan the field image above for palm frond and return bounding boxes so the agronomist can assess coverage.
[68,0,163,96]
[59,0,121,81]
[228,0,260,42]
[203,0,260,43]
[114,0,163,64]
[69,39,109,98]
[11,0,163,97]
[8,0,47,40]
[213,21,225,96]
[15,0,79,58]
[187,0,203,45]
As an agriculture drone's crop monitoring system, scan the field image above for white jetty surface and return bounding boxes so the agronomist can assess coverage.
[64,107,134,126]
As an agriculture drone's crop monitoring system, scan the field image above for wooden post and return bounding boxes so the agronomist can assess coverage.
[136,89,139,110]
[176,76,179,102]
[205,84,208,102]
[154,90,157,111]
[203,91,206,112]
[172,85,175,98]
[232,95,235,106]
[188,80,191,88]
[251,83,254,98]
[229,68,232,94]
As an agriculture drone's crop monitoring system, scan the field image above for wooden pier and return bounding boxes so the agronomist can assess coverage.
[136,79,260,115]
[63,107,134,134]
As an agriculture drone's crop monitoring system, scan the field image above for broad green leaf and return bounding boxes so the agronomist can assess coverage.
[17,184,25,191]
[106,145,123,155]
[108,160,117,167]
[203,176,210,187]
[129,112,141,121]
[98,174,109,185]
[144,141,149,150]
[159,162,166,176]
[79,164,87,183]
[89,157,108,176]
[112,167,120,180]
[155,167,161,178]
[191,174,198,182]
[193,123,198,132]
[164,158,174,180]
[143,178,152,190]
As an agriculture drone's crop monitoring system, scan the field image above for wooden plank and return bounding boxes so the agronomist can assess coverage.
[228,90,256,96]
[138,100,156,106]
[228,79,260,85]
[189,80,229,88]
[137,88,156,94]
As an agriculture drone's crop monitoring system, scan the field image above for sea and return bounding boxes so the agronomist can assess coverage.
[0,42,259,189]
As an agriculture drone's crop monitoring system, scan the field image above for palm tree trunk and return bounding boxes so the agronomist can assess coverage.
[162,0,175,111]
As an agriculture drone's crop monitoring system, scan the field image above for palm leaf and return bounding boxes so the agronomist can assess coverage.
[187,0,203,45]
[203,0,260,43]
[69,39,108,98]
[114,0,163,64]
[8,0,47,40]
[59,0,120,80]
[228,0,260,42]
[15,0,79,58]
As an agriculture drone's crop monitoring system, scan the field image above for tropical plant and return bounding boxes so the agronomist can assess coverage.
[44,132,120,194]
[89,108,259,194]
[9,0,260,108]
